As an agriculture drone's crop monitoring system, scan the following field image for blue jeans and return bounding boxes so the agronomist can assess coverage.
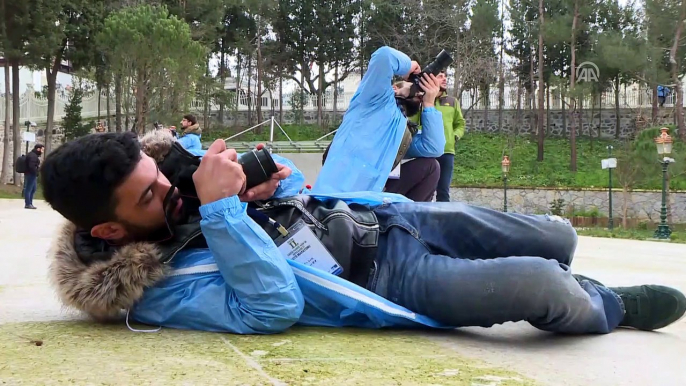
[436,154,454,202]
[371,202,624,334]
[24,173,37,207]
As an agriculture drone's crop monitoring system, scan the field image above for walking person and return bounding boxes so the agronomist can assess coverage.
[24,144,44,209]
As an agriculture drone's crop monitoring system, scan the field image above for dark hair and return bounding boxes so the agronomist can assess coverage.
[41,132,142,229]
[183,114,197,125]
[34,144,44,150]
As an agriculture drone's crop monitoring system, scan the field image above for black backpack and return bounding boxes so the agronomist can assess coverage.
[15,155,27,174]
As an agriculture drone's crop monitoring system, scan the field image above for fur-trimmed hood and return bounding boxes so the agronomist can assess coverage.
[47,130,178,321]
[181,123,201,136]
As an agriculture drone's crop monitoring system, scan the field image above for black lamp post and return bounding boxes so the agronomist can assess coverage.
[502,155,510,212]
[654,127,673,240]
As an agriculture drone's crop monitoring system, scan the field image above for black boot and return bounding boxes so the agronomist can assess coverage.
[611,285,686,331]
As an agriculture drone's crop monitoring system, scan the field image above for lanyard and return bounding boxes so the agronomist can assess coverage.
[246,207,289,236]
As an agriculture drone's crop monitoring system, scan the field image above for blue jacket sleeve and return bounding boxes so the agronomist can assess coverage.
[198,196,304,333]
[405,107,446,158]
[271,154,306,198]
[353,46,412,105]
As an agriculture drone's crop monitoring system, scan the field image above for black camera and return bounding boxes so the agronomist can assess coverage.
[238,148,279,190]
[158,143,279,200]
[408,49,454,97]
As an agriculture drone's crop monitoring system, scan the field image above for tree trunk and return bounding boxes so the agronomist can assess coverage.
[359,2,365,77]
[546,83,550,136]
[598,92,602,142]
[12,61,21,185]
[219,36,226,123]
[134,72,149,133]
[97,85,101,124]
[589,93,595,150]
[1,59,11,183]
[235,52,241,127]
[483,88,489,132]
[670,0,686,139]
[569,0,579,172]
[247,54,252,126]
[537,0,545,162]
[106,84,112,131]
[299,71,305,125]
[333,63,339,127]
[256,20,263,124]
[515,82,522,136]
[317,64,324,128]
[124,75,130,131]
[279,75,283,123]
[44,54,62,156]
[615,75,621,139]
[203,58,210,131]
[115,75,122,132]
[651,85,658,124]
[562,89,567,134]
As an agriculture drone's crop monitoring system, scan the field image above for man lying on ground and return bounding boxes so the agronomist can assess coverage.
[42,131,685,334]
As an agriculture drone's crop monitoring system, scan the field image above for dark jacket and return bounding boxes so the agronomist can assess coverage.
[25,150,41,175]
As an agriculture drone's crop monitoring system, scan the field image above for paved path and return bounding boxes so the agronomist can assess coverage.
[1,199,684,385]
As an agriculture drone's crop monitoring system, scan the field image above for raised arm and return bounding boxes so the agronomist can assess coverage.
[352,46,412,105]
[405,107,445,158]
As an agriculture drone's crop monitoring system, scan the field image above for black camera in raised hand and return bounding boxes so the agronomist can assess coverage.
[408,49,454,97]
[158,142,279,201]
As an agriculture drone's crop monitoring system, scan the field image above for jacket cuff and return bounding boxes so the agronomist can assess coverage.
[199,196,246,219]
[422,106,438,113]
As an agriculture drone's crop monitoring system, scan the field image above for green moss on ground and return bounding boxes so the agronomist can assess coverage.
[1,322,535,385]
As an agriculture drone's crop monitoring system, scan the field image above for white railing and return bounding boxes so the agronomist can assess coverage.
[1,84,682,124]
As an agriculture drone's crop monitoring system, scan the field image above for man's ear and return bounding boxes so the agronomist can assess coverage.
[90,222,128,241]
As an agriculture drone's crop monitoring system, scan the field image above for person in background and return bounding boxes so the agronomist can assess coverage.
[657,85,670,108]
[178,114,203,155]
[24,144,44,210]
[407,70,465,202]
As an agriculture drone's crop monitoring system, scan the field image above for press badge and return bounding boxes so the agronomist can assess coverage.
[275,221,343,276]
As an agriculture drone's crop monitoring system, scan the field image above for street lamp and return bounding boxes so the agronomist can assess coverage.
[654,127,674,240]
[502,155,510,212]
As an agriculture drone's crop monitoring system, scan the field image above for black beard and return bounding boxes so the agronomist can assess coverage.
[401,98,422,117]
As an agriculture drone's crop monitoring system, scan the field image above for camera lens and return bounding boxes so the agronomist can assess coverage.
[238,148,278,190]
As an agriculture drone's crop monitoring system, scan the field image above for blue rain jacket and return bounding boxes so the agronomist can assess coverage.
[178,133,203,155]
[130,156,448,333]
[312,46,446,195]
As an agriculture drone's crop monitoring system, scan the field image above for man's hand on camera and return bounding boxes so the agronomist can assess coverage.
[404,61,421,80]
[419,73,441,107]
[193,139,247,205]
[239,162,292,202]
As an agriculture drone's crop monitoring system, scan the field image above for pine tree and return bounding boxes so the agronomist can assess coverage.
[62,88,90,141]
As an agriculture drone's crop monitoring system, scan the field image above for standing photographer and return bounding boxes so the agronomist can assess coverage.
[313,46,445,195]
[407,71,465,202]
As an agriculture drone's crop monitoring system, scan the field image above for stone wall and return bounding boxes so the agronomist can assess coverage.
[449,187,686,223]
[218,107,677,139]
[462,108,677,139]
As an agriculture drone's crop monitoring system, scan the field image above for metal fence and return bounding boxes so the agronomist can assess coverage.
[1,83,682,125]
